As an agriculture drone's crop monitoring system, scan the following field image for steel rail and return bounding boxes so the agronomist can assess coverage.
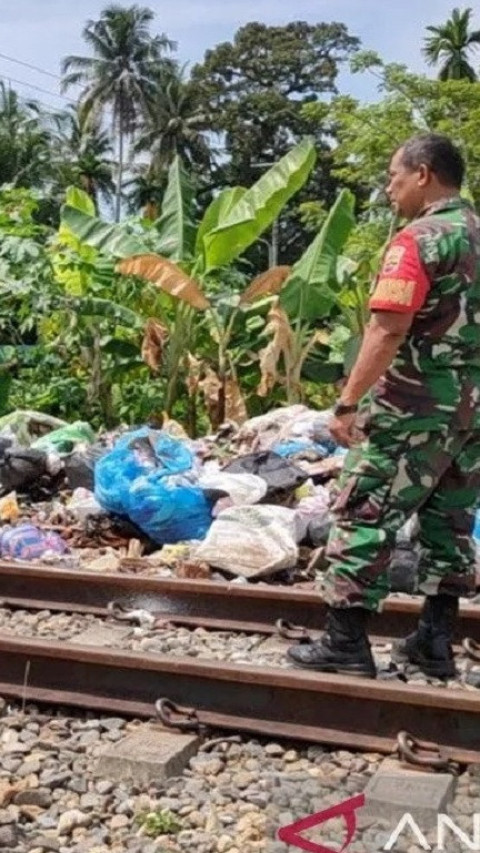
[0,633,479,764]
[0,561,479,642]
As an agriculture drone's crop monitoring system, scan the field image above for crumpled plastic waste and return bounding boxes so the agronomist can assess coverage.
[272,439,332,461]
[0,410,66,447]
[194,504,299,578]
[232,405,338,456]
[0,523,69,560]
[294,485,332,544]
[0,442,51,495]
[63,442,110,491]
[95,428,213,544]
[0,491,20,522]
[223,451,307,499]
[197,472,267,507]
[67,488,105,522]
[32,421,95,455]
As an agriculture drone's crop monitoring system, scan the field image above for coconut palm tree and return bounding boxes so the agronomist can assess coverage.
[61,4,176,221]
[423,7,480,81]
[51,107,115,211]
[135,69,212,177]
[123,167,165,219]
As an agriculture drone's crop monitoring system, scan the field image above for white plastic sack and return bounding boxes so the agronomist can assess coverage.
[67,487,104,522]
[198,472,267,506]
[194,504,298,578]
[294,485,331,542]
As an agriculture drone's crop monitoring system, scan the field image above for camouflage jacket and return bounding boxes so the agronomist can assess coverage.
[368,197,480,433]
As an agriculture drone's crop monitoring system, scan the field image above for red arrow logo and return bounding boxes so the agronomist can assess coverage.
[277,792,365,853]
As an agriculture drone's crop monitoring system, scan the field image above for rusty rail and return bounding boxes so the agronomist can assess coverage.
[0,633,479,764]
[0,561,479,642]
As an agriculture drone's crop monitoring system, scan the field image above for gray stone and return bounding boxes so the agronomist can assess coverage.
[41,771,72,789]
[74,624,131,647]
[57,809,92,836]
[31,837,61,852]
[99,718,125,732]
[362,759,456,827]
[95,726,200,786]
[0,823,18,847]
[14,788,52,808]
[36,814,58,830]
[95,780,114,795]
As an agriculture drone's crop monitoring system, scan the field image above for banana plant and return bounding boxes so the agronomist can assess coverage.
[61,140,317,426]
[253,188,357,402]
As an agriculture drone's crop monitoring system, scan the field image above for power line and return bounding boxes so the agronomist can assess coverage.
[0,51,64,82]
[0,73,76,105]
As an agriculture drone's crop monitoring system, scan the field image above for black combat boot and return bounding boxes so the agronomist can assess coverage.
[392,594,458,679]
[287,607,376,678]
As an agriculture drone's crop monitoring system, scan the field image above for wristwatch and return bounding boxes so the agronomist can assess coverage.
[333,401,359,416]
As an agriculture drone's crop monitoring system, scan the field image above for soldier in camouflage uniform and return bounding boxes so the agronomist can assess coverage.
[288,133,480,679]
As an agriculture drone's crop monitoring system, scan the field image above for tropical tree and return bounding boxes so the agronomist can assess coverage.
[135,69,212,177]
[0,82,51,188]
[61,4,176,221]
[191,21,360,265]
[423,7,480,81]
[51,107,115,211]
[124,168,166,219]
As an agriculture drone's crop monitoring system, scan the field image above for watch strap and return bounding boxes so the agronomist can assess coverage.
[333,401,358,416]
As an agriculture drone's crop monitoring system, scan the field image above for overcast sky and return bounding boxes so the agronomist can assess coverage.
[1,0,479,114]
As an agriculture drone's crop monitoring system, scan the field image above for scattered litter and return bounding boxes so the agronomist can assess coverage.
[0,491,20,522]
[0,523,69,561]
[194,505,299,578]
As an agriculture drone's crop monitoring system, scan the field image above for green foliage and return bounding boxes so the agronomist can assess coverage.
[309,53,480,210]
[135,809,181,837]
[281,188,356,321]
[153,156,197,258]
[203,139,316,271]
[60,205,148,258]
[191,21,360,267]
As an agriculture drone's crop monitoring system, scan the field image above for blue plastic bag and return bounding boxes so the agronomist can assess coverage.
[94,428,212,544]
[128,474,213,543]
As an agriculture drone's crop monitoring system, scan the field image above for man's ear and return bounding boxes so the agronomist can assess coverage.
[417,163,430,186]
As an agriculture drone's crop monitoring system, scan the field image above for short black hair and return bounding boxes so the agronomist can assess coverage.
[399,133,464,188]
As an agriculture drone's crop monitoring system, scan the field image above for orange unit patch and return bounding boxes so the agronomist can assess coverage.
[371,278,416,306]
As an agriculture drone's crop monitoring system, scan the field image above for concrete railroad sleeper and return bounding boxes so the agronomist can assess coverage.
[1,562,480,643]
[0,633,479,766]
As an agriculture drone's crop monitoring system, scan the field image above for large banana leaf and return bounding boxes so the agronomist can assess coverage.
[117,254,211,310]
[240,266,291,305]
[280,189,356,321]
[65,185,96,217]
[66,297,143,329]
[204,139,316,271]
[61,206,148,259]
[153,156,196,259]
[195,186,246,262]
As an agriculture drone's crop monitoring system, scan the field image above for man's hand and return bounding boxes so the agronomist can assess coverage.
[328,412,359,448]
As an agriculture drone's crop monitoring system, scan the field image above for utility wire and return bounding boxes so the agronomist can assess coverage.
[0,73,76,105]
[0,51,64,82]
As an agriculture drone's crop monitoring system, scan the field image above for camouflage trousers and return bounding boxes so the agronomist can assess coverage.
[322,427,480,611]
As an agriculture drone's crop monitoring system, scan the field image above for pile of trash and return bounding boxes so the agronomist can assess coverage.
[0,406,343,578]
[0,405,471,591]
[90,406,344,579]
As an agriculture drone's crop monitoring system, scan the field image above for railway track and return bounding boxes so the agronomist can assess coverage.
[1,633,479,766]
[1,560,480,642]
[1,560,480,766]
